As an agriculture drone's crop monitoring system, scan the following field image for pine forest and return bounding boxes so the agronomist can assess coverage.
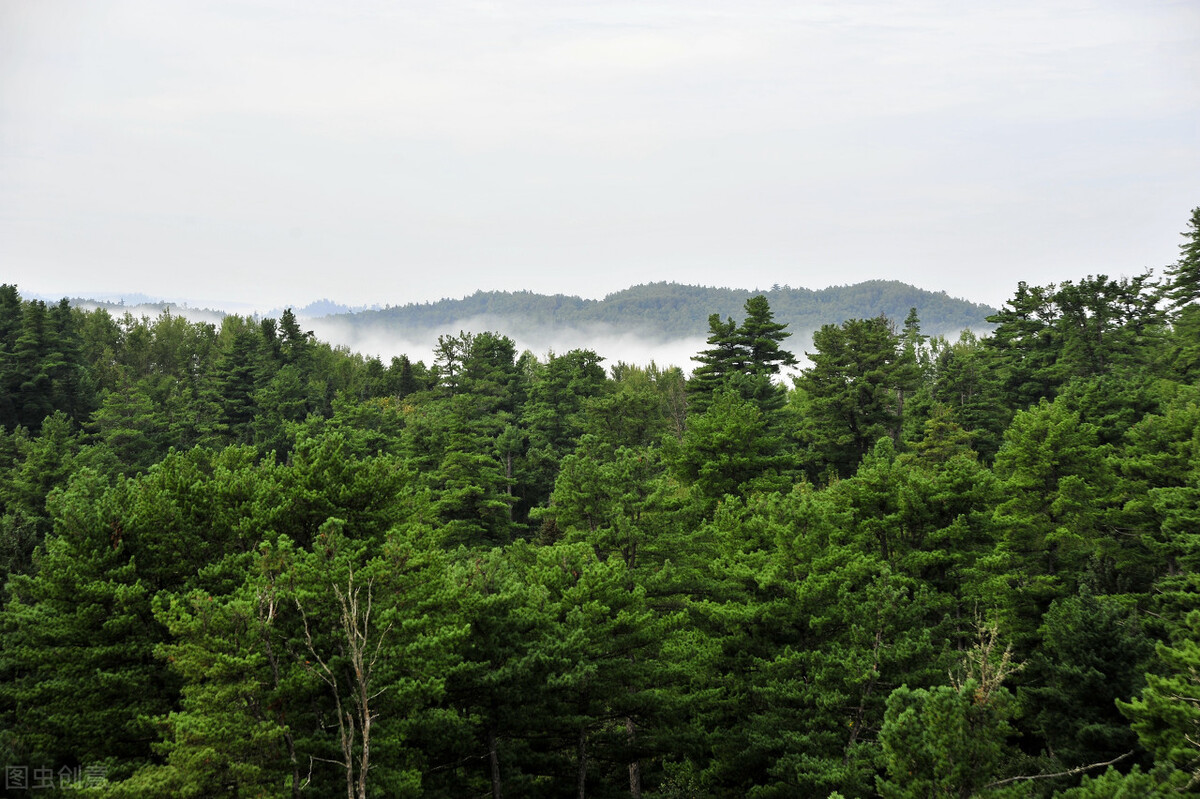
[1,207,1199,798]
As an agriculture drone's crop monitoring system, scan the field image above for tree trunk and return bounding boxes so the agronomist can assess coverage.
[626,717,642,798]
[577,727,588,799]
[489,726,503,799]
[258,586,303,799]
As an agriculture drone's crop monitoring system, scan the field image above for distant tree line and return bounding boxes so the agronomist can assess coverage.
[333,279,996,341]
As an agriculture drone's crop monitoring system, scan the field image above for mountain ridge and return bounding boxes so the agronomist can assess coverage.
[331,279,997,340]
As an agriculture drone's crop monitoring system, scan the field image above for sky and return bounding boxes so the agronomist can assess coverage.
[2,0,1198,315]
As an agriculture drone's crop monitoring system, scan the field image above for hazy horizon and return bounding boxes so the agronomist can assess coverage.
[24,275,1000,318]
[49,278,993,374]
[4,1,1196,312]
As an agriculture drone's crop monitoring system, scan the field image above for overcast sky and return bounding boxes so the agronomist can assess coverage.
[2,0,1198,314]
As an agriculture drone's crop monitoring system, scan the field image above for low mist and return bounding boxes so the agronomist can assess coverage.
[306,314,711,376]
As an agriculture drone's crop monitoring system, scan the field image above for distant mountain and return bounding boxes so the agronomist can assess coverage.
[52,294,379,324]
[294,298,383,318]
[331,280,996,342]
[53,281,995,367]
[65,297,230,326]
[63,291,166,306]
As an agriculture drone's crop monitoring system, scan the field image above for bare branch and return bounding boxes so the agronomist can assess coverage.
[984,750,1135,788]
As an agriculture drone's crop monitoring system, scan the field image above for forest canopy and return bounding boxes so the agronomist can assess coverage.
[0,207,1199,797]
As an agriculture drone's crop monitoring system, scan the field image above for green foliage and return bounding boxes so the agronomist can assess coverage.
[1165,206,1200,310]
[1,468,176,778]
[1118,609,1200,790]
[582,362,685,449]
[794,316,905,478]
[125,575,303,798]
[1019,589,1152,772]
[988,398,1115,645]
[665,388,791,509]
[335,280,995,341]
[877,625,1023,798]
[928,330,1008,458]
[0,412,83,583]
[519,348,608,512]
[3,212,1200,796]
[984,273,1166,414]
[1052,766,1174,798]
[877,680,1015,798]
[688,295,796,415]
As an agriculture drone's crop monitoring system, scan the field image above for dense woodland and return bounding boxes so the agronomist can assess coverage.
[323,279,997,342]
[0,208,1198,798]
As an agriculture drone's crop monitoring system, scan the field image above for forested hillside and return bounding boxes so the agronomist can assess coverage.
[328,279,997,341]
[0,208,1198,797]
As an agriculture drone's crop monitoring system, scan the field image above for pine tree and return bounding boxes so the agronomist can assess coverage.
[738,295,797,377]
[689,296,797,416]
[520,349,608,510]
[1165,207,1200,310]
[12,299,53,429]
[1118,609,1200,791]
[985,281,1062,409]
[202,325,268,446]
[877,624,1022,798]
[45,299,95,422]
[278,308,314,369]
[687,315,741,416]
[795,316,903,478]
[1019,589,1152,772]
[664,388,791,509]
[0,285,24,429]
[988,398,1114,648]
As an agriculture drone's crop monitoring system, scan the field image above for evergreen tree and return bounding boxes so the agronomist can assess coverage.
[45,298,95,421]
[689,296,797,415]
[387,354,422,398]
[277,308,314,370]
[985,281,1062,409]
[119,564,308,798]
[795,316,903,479]
[664,388,791,510]
[435,546,553,798]
[1,469,178,780]
[0,285,24,428]
[88,376,162,476]
[0,412,82,584]
[893,307,929,439]
[253,363,309,459]
[737,295,798,377]
[1164,206,1200,310]
[929,331,1008,459]
[1118,608,1200,792]
[12,299,53,429]
[1019,589,1152,776]
[202,325,268,446]
[286,519,464,798]
[520,349,608,511]
[876,624,1023,798]
[580,363,680,451]
[687,314,742,415]
[988,398,1115,648]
